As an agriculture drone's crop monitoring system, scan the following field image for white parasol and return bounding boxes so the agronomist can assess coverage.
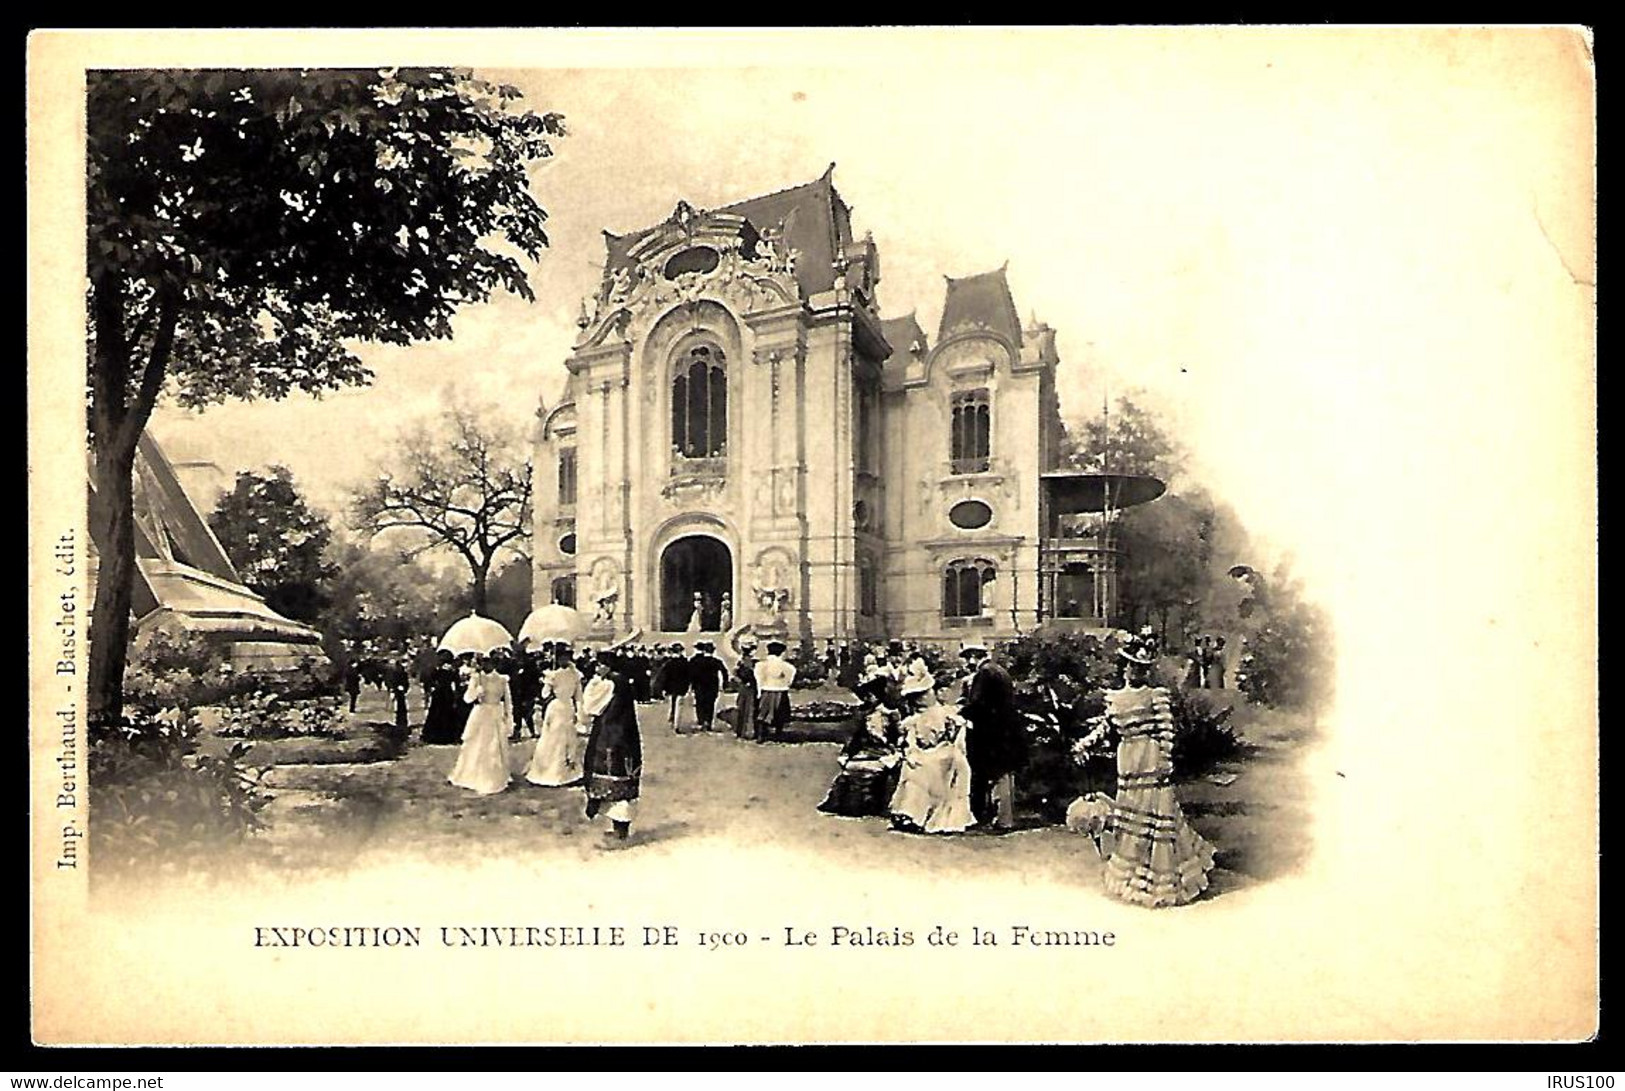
[437,612,515,655]
[518,604,589,646]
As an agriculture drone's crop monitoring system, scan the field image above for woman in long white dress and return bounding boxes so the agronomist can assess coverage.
[448,654,513,795]
[888,671,976,834]
[525,644,583,786]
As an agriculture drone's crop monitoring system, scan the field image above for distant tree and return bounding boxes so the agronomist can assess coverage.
[1115,489,1215,645]
[1233,563,1334,711]
[351,405,533,614]
[317,537,471,651]
[484,555,534,635]
[206,466,337,622]
[1063,393,1186,480]
[86,67,564,725]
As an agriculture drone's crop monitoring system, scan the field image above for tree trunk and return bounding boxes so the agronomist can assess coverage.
[87,443,137,727]
[470,563,489,615]
[85,271,177,727]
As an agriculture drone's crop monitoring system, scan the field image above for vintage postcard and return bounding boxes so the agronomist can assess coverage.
[28,27,1597,1045]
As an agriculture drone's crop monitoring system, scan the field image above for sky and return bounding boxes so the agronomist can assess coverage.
[146,28,1595,662]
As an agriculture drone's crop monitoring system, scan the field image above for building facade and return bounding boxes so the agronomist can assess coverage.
[532,168,1082,650]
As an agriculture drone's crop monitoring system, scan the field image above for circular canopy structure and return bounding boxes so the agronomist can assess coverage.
[1040,470,1166,514]
[518,604,588,646]
[437,612,515,655]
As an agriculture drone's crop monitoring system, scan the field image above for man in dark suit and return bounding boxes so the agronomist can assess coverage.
[652,642,690,731]
[958,640,1023,830]
[687,640,729,732]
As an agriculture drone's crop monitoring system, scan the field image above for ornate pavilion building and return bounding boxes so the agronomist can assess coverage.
[88,431,326,668]
[532,167,1118,650]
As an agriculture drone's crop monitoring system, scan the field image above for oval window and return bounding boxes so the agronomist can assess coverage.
[664,246,720,279]
[949,500,993,530]
[558,533,577,556]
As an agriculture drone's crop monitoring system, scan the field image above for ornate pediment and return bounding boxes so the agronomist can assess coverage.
[930,335,1010,381]
[574,209,802,350]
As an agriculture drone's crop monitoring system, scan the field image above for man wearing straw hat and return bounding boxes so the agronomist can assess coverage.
[958,639,1022,830]
[752,639,797,743]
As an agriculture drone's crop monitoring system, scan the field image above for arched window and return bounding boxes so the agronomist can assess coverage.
[950,389,991,474]
[671,344,727,463]
[942,558,996,619]
[551,575,577,609]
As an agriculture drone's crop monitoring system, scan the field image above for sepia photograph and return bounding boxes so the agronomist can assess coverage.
[28,27,1596,1046]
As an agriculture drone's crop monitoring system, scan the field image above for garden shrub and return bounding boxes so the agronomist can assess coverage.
[87,712,271,872]
[1168,686,1242,780]
[123,628,229,713]
[125,629,343,718]
[1234,599,1333,711]
[790,657,828,689]
[1000,631,1122,694]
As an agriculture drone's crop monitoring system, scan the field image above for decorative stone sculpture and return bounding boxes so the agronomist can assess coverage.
[591,571,619,627]
[751,555,792,627]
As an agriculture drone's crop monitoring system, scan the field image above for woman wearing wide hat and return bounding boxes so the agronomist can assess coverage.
[1089,632,1216,907]
[818,697,902,818]
[888,668,975,834]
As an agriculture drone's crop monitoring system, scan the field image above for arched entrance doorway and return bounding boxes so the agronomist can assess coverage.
[659,535,732,632]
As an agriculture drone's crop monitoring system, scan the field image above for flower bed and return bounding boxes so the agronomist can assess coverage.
[216,692,346,740]
[790,699,864,722]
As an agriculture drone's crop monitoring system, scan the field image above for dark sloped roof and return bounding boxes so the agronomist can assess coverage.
[879,312,928,381]
[602,228,646,273]
[717,165,848,297]
[603,165,852,298]
[938,264,1023,347]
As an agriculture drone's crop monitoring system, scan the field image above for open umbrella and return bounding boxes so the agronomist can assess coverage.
[437,612,515,655]
[518,604,588,646]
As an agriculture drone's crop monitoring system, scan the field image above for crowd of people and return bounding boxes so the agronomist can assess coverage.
[398,635,810,843]
[815,639,1022,835]
[341,625,1218,906]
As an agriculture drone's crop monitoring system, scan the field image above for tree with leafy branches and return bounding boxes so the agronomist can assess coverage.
[206,466,337,623]
[316,537,472,650]
[86,67,563,725]
[351,405,532,615]
[1063,392,1186,480]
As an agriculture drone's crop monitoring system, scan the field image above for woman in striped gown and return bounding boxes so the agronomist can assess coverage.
[1093,634,1216,907]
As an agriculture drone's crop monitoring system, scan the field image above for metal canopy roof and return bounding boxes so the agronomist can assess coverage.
[1040,471,1166,513]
